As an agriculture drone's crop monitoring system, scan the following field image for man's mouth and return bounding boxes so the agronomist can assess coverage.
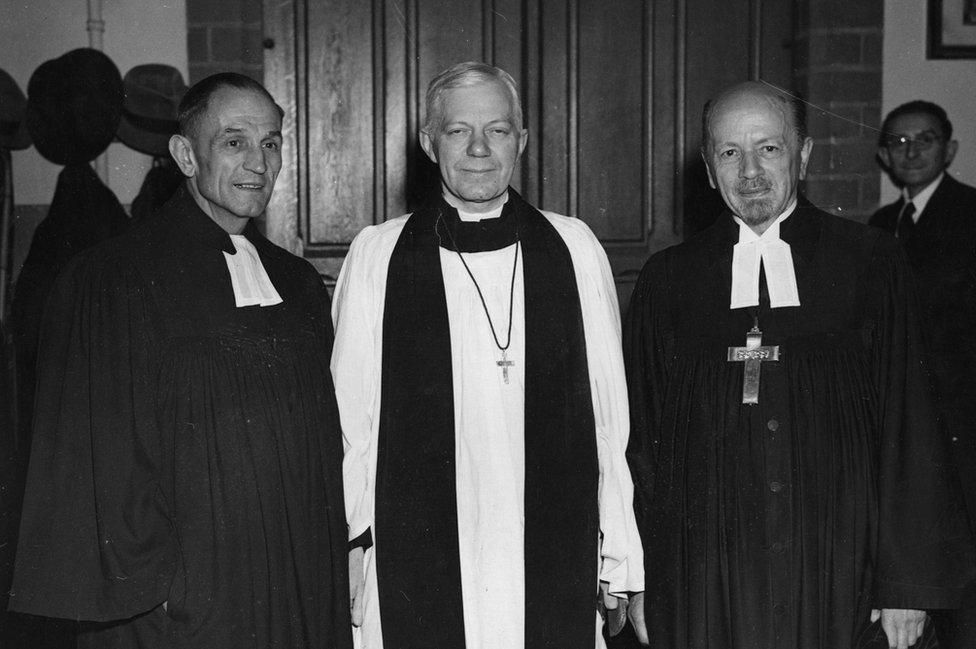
[739,186,770,197]
[234,183,265,190]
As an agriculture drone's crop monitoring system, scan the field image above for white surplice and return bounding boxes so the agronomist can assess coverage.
[331,204,644,649]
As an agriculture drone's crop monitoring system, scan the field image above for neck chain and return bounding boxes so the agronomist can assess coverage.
[436,210,520,383]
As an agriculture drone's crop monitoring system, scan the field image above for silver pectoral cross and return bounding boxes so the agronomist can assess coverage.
[727,321,779,405]
[496,350,515,384]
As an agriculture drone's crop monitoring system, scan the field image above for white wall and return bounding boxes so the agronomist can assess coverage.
[882,0,976,204]
[1,0,188,205]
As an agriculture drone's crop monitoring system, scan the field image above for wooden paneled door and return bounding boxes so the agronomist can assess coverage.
[262,0,794,306]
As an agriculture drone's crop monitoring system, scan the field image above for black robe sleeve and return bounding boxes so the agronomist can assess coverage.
[623,252,670,532]
[870,238,976,608]
[10,249,177,622]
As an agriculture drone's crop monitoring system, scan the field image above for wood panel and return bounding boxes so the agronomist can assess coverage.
[306,0,376,246]
[263,0,796,297]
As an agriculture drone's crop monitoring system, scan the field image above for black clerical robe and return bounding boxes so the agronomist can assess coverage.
[625,203,974,649]
[9,187,352,649]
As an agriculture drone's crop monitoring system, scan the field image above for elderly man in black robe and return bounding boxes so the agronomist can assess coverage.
[624,81,974,649]
[9,73,351,649]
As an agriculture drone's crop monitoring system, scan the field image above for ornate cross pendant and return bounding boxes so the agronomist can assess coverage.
[727,320,779,405]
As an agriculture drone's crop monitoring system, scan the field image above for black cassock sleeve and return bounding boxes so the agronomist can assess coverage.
[869,237,975,609]
[10,249,177,622]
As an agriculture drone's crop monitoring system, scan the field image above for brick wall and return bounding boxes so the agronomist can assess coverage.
[795,0,884,222]
[186,0,264,85]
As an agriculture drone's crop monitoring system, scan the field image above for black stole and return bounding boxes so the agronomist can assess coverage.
[377,190,599,648]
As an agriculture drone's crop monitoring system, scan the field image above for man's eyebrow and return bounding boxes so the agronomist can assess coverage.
[894,129,939,137]
[264,130,283,139]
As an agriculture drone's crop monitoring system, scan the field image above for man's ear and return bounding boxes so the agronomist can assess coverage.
[419,129,437,164]
[877,146,892,171]
[701,149,717,190]
[945,139,959,168]
[797,136,814,181]
[516,128,529,160]
[168,134,197,178]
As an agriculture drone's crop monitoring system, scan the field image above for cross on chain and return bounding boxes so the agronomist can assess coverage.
[496,350,515,384]
[727,319,779,405]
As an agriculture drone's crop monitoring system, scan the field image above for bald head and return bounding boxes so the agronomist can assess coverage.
[700,81,814,233]
[702,81,807,156]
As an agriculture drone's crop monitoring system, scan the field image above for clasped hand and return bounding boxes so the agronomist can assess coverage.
[871,608,927,649]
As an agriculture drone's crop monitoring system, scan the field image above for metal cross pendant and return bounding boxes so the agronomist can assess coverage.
[727,318,779,405]
[496,350,515,384]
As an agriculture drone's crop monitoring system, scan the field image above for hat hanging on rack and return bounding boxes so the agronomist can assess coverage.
[25,47,123,166]
[117,64,187,157]
[0,69,30,151]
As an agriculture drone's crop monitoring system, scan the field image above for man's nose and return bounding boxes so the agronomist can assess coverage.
[904,140,922,159]
[244,146,268,173]
[739,151,762,178]
[466,132,490,157]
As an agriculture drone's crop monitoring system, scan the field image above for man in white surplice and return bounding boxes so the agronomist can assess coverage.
[331,62,645,649]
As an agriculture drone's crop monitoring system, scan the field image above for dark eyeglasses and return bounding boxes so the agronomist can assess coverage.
[883,132,944,153]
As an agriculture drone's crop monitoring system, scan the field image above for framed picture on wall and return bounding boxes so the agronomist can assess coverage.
[929,0,976,58]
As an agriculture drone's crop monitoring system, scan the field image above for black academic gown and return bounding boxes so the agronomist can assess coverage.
[625,202,974,649]
[9,186,352,649]
[870,176,976,528]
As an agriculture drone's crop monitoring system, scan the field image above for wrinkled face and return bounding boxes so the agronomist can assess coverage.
[178,86,283,229]
[704,93,813,232]
[420,80,528,213]
[878,112,957,197]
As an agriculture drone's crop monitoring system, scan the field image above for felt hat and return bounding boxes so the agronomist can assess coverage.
[26,48,123,165]
[0,69,30,150]
[117,64,187,156]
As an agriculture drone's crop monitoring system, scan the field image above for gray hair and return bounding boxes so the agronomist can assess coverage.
[422,61,523,133]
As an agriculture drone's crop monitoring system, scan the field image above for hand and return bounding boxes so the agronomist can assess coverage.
[628,591,649,645]
[870,608,927,649]
[349,546,365,627]
[599,581,628,636]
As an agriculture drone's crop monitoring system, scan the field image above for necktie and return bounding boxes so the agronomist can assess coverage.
[895,201,916,240]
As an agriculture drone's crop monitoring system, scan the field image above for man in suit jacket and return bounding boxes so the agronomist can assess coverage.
[871,100,976,649]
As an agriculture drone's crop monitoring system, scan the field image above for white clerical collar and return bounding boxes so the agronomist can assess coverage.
[449,192,508,223]
[223,234,283,308]
[730,200,801,310]
[900,172,944,223]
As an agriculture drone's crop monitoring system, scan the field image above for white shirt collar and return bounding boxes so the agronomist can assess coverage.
[730,199,801,310]
[900,172,944,223]
[448,192,508,223]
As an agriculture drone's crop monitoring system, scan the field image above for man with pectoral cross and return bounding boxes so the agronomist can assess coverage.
[331,62,644,649]
[624,81,975,649]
